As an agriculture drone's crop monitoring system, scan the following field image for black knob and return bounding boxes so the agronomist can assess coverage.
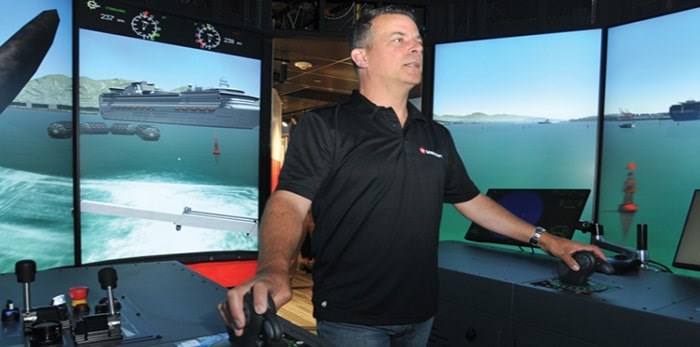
[637,224,648,251]
[15,260,36,283]
[98,267,118,289]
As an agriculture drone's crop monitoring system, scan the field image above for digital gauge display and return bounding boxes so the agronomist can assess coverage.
[195,23,221,50]
[130,11,161,40]
[79,0,259,57]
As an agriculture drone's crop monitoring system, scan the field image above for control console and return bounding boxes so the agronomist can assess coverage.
[1,260,331,347]
[3,260,123,346]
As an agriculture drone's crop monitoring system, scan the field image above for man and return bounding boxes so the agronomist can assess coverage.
[221,5,605,346]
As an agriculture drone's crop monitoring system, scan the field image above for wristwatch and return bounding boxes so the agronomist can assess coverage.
[529,226,547,246]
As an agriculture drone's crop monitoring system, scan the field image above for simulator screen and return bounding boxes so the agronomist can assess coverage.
[78,0,262,264]
[0,1,73,273]
[433,29,601,242]
[599,6,700,275]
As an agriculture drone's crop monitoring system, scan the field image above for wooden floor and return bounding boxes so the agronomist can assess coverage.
[277,266,316,333]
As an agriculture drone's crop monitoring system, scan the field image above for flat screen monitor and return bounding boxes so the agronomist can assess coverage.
[465,188,591,247]
[0,1,73,274]
[673,190,700,271]
[77,0,263,264]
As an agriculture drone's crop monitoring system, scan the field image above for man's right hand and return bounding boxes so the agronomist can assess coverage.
[217,269,292,336]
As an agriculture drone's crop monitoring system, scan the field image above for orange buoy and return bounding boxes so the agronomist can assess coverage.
[213,135,220,155]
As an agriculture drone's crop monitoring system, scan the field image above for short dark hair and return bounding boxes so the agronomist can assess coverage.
[349,5,418,51]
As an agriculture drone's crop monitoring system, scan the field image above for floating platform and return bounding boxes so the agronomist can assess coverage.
[47,121,160,141]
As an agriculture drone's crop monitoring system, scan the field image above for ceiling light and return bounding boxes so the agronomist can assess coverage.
[294,61,313,71]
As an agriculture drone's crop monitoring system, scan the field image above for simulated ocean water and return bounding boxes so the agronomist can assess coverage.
[0,108,259,274]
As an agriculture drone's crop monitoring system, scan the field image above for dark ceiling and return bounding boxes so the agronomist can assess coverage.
[270,1,427,118]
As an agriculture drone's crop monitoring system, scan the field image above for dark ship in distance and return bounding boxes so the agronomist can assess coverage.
[98,80,260,129]
[669,100,700,121]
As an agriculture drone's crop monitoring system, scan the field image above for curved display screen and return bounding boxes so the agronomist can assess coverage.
[77,0,263,264]
[433,29,601,243]
[0,1,74,273]
[600,6,700,275]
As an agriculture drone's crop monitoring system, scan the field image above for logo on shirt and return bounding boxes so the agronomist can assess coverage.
[419,147,443,159]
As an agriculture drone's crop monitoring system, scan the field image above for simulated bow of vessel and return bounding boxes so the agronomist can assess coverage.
[0,10,59,115]
[98,81,260,129]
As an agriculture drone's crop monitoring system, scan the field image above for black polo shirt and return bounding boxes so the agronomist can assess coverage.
[277,91,479,325]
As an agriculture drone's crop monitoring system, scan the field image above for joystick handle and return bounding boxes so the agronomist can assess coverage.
[223,289,283,346]
[15,260,36,313]
[15,260,36,284]
[98,267,118,290]
[98,267,118,315]
[558,251,614,286]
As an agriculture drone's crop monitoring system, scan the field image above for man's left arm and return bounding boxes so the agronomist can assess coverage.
[453,194,606,270]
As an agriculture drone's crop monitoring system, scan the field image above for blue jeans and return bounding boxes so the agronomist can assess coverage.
[317,317,434,347]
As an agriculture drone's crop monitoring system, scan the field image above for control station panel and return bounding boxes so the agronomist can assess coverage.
[0,260,328,347]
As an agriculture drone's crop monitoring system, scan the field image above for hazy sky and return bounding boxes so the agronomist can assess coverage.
[434,6,700,119]
[79,29,261,96]
[605,7,700,114]
[434,29,602,120]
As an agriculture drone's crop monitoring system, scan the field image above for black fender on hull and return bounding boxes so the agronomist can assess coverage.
[0,9,60,114]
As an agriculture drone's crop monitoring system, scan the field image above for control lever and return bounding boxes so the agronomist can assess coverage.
[558,251,615,286]
[637,224,649,269]
[98,267,118,315]
[14,260,65,345]
[15,259,36,317]
[577,221,648,273]
[71,267,122,345]
[221,288,284,347]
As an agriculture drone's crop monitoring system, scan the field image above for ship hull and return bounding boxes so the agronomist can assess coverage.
[99,88,259,129]
[669,101,700,121]
[669,112,700,122]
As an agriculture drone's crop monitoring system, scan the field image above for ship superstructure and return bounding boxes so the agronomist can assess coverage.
[98,81,260,128]
[669,100,700,121]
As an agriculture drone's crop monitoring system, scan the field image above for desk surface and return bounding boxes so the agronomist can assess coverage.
[436,241,700,346]
[439,241,700,316]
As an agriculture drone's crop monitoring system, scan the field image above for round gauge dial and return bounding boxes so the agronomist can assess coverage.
[131,11,161,40]
[195,23,221,50]
[86,0,100,10]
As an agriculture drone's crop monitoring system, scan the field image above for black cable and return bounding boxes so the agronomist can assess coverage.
[647,259,673,273]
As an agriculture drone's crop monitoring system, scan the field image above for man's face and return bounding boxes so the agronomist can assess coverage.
[363,14,424,88]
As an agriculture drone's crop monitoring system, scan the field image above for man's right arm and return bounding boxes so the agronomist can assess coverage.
[220,189,311,336]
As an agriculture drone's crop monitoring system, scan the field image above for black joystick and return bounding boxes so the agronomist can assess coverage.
[13,260,66,344]
[221,289,284,347]
[98,267,118,315]
[558,251,615,286]
[70,267,123,345]
[15,260,36,283]
[15,259,37,315]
